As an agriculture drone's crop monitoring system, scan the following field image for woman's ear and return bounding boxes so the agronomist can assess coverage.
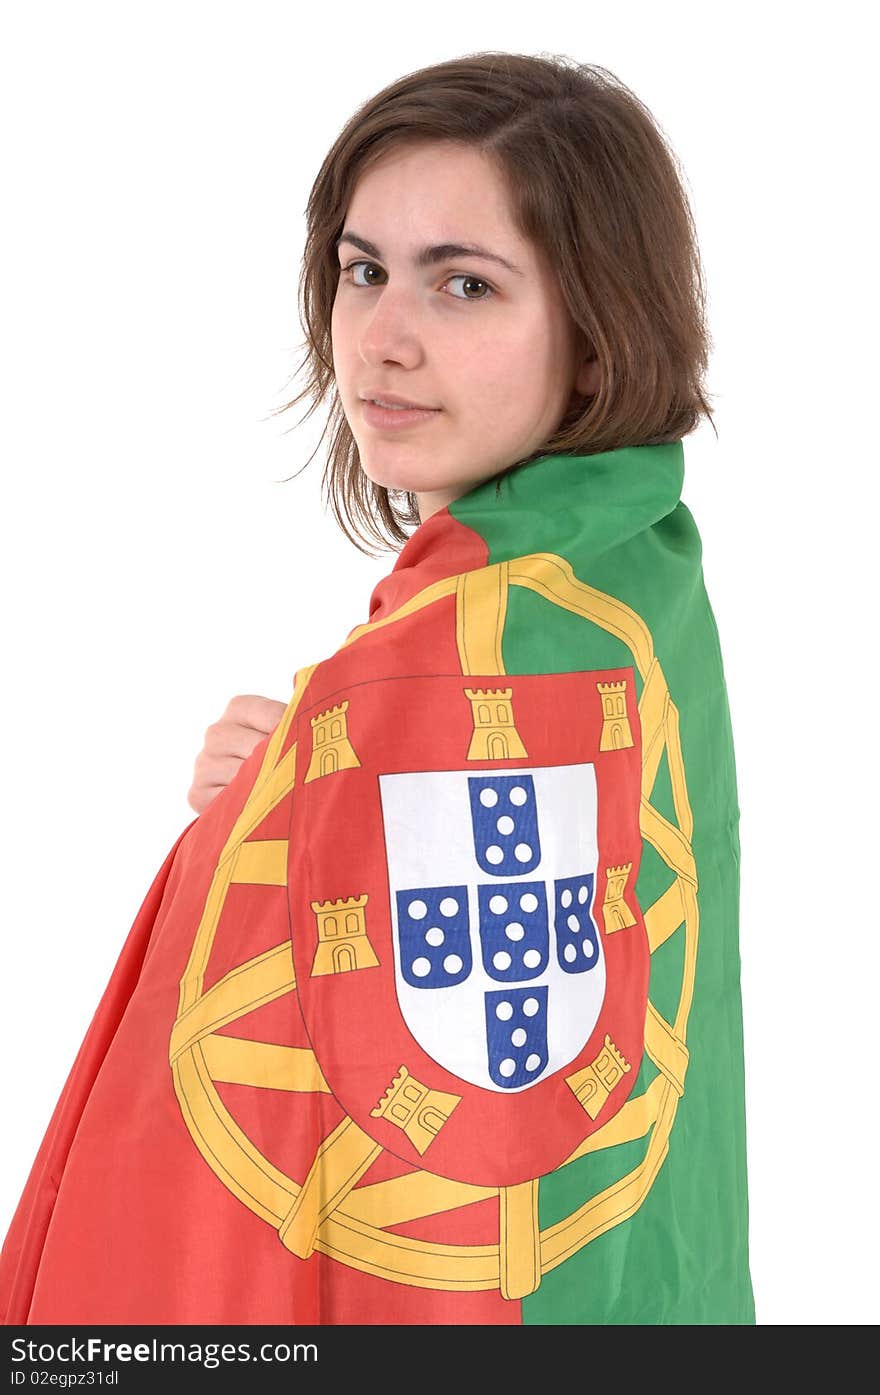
[575,356,601,396]
[563,355,601,418]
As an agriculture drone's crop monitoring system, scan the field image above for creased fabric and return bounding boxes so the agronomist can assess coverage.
[0,442,755,1324]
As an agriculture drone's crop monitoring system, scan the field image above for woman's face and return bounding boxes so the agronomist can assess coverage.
[331,140,598,524]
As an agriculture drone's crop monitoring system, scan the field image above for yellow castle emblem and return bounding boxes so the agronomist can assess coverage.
[304,701,361,781]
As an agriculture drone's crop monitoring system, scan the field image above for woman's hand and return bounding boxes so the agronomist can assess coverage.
[187,694,288,814]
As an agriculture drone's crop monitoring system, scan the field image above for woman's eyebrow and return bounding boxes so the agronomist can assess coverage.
[335,230,523,276]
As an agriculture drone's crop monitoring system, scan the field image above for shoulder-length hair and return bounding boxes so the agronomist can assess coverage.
[276,51,715,557]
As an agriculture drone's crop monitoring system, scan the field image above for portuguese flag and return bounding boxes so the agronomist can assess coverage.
[0,441,755,1324]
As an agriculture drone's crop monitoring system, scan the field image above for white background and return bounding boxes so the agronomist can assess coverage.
[1,1,876,1326]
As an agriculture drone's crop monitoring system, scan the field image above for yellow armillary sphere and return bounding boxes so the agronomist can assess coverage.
[169,552,697,1300]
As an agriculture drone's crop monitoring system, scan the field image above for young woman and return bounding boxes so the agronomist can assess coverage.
[0,51,756,1325]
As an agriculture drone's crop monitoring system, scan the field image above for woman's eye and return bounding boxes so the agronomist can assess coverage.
[344,260,385,288]
[446,273,493,301]
[341,261,494,301]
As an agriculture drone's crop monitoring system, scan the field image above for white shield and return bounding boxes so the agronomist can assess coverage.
[378,762,606,1094]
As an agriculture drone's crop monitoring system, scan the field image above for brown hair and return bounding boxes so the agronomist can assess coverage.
[275,51,715,557]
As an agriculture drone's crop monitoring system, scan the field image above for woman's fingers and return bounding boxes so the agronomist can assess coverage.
[187,694,287,814]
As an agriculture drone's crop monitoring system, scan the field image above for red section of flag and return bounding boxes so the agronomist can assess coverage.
[0,739,521,1322]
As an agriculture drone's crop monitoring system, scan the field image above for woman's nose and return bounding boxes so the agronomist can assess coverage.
[359,284,424,365]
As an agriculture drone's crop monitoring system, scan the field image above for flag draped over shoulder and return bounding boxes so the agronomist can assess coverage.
[0,442,756,1325]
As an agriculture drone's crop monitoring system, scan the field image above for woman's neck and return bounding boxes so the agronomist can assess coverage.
[415,487,459,525]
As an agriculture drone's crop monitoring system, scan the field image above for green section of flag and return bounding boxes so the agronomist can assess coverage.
[449,444,755,1324]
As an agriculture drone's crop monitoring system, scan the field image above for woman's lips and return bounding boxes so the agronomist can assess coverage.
[361,399,442,430]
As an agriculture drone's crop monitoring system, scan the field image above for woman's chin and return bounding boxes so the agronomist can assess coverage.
[359,459,438,496]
